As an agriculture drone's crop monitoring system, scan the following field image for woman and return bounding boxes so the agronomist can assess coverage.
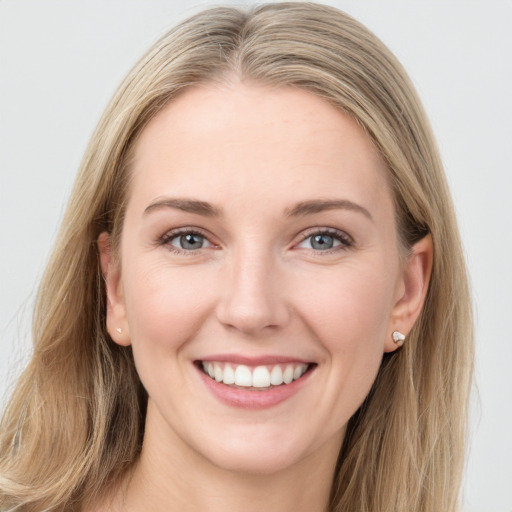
[0,3,473,511]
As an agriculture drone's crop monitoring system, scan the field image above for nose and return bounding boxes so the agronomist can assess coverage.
[215,249,290,335]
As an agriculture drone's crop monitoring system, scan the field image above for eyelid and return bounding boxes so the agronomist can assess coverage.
[156,225,353,254]
[158,226,218,254]
[295,227,354,251]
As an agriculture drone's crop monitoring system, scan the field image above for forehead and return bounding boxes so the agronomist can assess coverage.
[129,82,392,216]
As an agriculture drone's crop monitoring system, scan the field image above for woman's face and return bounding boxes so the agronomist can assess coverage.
[103,82,417,475]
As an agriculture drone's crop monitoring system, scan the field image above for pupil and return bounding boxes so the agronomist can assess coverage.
[181,234,203,249]
[312,234,333,250]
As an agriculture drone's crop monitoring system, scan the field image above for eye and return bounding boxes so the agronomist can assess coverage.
[172,233,209,250]
[297,230,352,252]
[159,229,214,253]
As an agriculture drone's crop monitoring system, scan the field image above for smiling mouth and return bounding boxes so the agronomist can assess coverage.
[197,361,314,390]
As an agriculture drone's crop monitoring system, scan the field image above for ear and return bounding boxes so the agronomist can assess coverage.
[98,232,131,346]
[385,234,433,353]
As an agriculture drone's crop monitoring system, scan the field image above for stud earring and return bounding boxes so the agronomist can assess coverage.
[116,328,122,334]
[392,331,405,346]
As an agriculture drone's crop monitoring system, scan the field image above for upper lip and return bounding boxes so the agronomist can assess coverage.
[196,354,313,366]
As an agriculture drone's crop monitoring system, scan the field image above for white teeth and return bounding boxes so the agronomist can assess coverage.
[252,366,271,388]
[234,365,252,387]
[283,365,294,384]
[201,361,310,388]
[223,364,235,385]
[293,365,306,380]
[270,365,283,385]
[214,363,223,382]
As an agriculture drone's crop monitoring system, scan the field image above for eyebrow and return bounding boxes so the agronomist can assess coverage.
[143,197,373,222]
[285,199,373,221]
[144,198,222,217]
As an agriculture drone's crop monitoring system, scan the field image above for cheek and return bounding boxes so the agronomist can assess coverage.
[299,265,396,423]
[122,259,214,351]
[120,260,219,402]
[299,263,396,350]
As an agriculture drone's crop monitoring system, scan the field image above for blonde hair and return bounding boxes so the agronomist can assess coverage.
[0,3,473,511]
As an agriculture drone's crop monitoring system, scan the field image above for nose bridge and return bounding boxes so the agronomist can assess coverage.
[216,242,288,334]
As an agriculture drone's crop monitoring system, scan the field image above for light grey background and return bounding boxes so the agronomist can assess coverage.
[1,1,511,511]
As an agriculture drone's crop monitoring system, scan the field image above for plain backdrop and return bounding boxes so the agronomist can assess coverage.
[1,1,511,511]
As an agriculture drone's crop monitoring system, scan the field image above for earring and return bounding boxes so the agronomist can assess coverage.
[116,328,122,334]
[392,331,405,346]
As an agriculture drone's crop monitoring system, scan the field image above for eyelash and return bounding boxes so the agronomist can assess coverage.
[158,228,214,255]
[157,227,353,255]
[298,228,353,254]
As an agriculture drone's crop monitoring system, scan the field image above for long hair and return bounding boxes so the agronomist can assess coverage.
[0,3,473,511]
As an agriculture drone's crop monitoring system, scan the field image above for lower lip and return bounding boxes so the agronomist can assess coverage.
[196,365,314,410]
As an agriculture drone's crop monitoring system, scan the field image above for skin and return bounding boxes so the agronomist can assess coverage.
[97,81,432,512]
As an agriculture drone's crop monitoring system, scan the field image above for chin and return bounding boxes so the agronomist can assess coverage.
[190,423,337,477]
[206,445,304,476]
